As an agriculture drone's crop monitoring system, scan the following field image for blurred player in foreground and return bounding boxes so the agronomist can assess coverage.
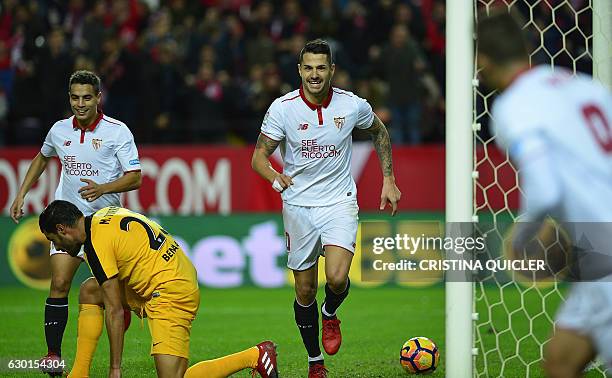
[251,39,401,378]
[477,10,612,378]
[39,200,278,378]
[9,70,142,375]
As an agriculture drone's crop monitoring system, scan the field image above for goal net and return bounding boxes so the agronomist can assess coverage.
[473,1,610,377]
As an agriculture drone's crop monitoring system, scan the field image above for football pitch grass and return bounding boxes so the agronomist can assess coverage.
[0,285,605,377]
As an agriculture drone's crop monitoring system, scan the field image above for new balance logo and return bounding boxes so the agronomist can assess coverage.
[63,140,71,146]
[298,123,309,130]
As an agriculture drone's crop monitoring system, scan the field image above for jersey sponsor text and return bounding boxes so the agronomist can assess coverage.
[301,139,341,159]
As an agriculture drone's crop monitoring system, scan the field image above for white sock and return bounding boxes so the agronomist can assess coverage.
[296,298,316,308]
[321,303,335,318]
[308,354,324,363]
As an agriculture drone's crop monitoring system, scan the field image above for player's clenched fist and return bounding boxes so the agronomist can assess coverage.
[272,174,294,193]
[9,196,25,223]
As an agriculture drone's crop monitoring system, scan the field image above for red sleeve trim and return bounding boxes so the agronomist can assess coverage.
[332,89,353,97]
[123,169,141,174]
[102,116,123,126]
[281,94,300,103]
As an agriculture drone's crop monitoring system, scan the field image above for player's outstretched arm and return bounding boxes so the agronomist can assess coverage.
[101,277,125,378]
[78,171,142,202]
[10,153,51,223]
[251,133,293,192]
[365,115,402,216]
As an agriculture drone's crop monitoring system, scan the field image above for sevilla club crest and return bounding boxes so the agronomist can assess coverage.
[92,138,103,150]
[333,116,346,130]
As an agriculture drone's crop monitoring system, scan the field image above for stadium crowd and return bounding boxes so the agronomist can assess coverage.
[0,0,592,146]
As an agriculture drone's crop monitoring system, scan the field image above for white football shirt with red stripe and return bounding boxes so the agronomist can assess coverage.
[261,86,374,206]
[492,65,612,222]
[40,112,141,215]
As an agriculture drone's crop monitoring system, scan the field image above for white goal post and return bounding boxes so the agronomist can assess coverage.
[445,0,474,377]
[445,1,611,377]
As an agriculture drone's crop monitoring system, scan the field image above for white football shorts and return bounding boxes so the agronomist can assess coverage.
[282,199,359,271]
[50,243,85,259]
[555,280,612,367]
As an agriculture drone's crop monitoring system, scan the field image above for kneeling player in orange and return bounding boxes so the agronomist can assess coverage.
[39,200,278,378]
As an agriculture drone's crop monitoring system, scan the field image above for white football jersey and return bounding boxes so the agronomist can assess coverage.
[261,87,374,206]
[493,65,612,222]
[40,113,141,215]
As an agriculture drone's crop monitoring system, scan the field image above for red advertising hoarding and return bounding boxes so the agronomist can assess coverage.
[0,144,516,214]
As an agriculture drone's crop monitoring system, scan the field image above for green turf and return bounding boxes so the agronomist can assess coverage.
[0,285,607,377]
[0,286,445,377]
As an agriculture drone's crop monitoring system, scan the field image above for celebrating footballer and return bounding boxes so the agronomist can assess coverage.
[251,39,401,378]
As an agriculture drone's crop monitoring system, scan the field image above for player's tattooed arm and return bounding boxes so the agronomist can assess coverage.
[366,114,402,215]
[254,133,281,157]
[366,114,394,177]
[252,133,287,186]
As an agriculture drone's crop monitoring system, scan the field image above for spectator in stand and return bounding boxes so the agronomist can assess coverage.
[421,0,445,92]
[220,14,247,77]
[141,38,185,144]
[309,0,341,39]
[375,24,426,144]
[393,2,425,47]
[278,33,306,89]
[80,0,108,64]
[187,62,227,143]
[271,0,308,48]
[246,27,276,70]
[98,33,141,129]
[339,1,371,79]
[368,0,395,45]
[38,29,74,129]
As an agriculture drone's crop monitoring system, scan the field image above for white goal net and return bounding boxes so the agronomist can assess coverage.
[473,1,611,377]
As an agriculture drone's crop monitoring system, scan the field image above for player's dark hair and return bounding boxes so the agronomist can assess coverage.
[299,39,333,65]
[477,9,529,65]
[69,70,101,94]
[39,200,84,234]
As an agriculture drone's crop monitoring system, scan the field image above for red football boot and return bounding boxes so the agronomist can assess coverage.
[308,363,328,378]
[322,317,342,355]
[252,340,278,378]
[39,352,64,377]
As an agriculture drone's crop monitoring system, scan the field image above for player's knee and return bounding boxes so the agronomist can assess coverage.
[79,277,103,305]
[295,284,317,304]
[50,274,73,296]
[326,274,348,293]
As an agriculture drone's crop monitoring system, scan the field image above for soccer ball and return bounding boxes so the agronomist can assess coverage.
[399,336,440,374]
